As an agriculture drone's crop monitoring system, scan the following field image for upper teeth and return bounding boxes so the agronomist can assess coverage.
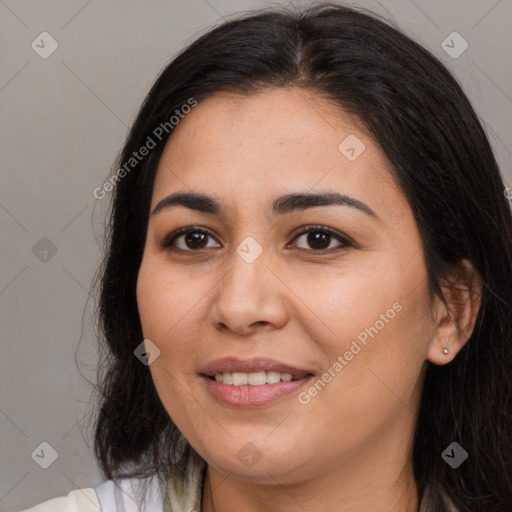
[214,371,295,386]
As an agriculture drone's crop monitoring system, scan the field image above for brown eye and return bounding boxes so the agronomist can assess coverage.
[161,227,220,251]
[291,226,351,252]
[180,232,209,250]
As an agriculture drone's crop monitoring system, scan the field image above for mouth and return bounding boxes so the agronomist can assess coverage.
[199,357,315,406]
[199,356,314,382]
[205,370,312,385]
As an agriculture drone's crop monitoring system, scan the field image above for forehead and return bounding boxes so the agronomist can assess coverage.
[160,87,361,164]
[151,87,406,221]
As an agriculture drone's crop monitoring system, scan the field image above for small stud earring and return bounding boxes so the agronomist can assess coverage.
[442,348,449,354]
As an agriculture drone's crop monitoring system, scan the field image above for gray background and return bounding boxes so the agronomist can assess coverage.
[1,0,510,510]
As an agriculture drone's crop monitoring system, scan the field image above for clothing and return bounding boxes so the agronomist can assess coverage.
[20,448,454,512]
[20,474,165,512]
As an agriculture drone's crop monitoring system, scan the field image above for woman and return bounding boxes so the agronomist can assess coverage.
[23,2,512,511]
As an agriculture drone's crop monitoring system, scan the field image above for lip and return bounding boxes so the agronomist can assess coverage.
[201,374,315,407]
[199,357,315,407]
[199,357,314,379]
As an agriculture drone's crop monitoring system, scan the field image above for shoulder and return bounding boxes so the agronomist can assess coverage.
[95,474,164,511]
[20,474,164,512]
[19,488,100,512]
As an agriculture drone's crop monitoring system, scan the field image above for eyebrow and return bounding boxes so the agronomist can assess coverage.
[151,191,379,220]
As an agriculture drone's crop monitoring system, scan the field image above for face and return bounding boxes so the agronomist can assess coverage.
[136,87,439,485]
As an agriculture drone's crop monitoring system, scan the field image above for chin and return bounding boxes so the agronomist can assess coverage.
[203,441,315,483]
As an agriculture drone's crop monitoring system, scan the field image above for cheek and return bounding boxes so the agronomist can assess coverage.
[136,258,208,429]
[136,256,206,343]
[295,298,430,457]
[297,260,432,401]
[136,256,215,414]
[295,261,400,351]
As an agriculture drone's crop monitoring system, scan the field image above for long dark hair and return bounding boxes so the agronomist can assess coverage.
[90,3,512,510]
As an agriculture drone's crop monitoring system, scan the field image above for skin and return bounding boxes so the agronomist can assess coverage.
[136,87,481,512]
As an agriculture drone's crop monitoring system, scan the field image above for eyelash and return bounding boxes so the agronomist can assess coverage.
[160,224,352,254]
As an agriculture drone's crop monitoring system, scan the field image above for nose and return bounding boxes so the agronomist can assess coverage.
[209,244,289,336]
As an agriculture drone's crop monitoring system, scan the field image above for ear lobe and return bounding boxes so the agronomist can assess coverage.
[427,258,482,366]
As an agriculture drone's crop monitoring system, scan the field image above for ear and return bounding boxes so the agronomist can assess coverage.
[427,258,482,365]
